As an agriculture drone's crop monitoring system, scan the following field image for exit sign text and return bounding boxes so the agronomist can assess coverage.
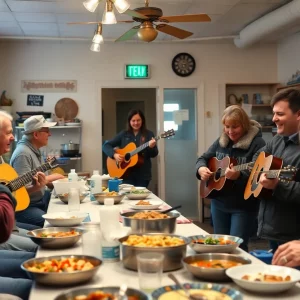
[125,65,150,79]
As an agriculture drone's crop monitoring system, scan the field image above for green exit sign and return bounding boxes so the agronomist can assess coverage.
[125,65,150,79]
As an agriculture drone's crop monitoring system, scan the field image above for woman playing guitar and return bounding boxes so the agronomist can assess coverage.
[103,109,158,188]
[195,105,265,252]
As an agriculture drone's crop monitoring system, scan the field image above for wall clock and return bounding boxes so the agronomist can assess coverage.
[172,53,196,77]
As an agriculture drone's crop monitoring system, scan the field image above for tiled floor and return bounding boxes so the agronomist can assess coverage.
[194,219,269,252]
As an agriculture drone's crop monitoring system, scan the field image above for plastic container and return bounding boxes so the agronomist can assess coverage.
[99,198,120,262]
[250,250,273,264]
[90,170,102,201]
[68,169,78,182]
[82,223,102,259]
[108,178,121,192]
[68,188,80,211]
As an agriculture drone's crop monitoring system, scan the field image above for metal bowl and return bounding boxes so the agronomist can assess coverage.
[21,255,102,286]
[126,192,151,200]
[57,193,87,204]
[54,286,148,300]
[119,233,190,271]
[93,192,125,204]
[121,211,179,234]
[26,227,85,249]
[188,234,243,253]
[183,253,252,281]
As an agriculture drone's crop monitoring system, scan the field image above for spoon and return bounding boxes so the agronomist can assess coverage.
[117,283,128,300]
[168,274,207,300]
[161,205,182,214]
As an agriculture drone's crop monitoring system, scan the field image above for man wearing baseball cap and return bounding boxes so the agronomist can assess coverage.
[10,115,64,227]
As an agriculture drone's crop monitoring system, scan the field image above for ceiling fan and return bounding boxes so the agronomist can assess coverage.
[70,0,211,43]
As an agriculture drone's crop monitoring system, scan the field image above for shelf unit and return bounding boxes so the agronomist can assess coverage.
[13,125,82,173]
[276,82,300,91]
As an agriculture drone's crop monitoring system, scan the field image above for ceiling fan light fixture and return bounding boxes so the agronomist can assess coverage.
[137,21,158,42]
[92,23,104,44]
[90,42,101,52]
[112,0,130,14]
[102,0,117,24]
[83,0,100,13]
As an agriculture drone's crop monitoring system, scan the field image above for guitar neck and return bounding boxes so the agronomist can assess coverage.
[9,163,51,191]
[130,136,160,156]
[220,162,251,177]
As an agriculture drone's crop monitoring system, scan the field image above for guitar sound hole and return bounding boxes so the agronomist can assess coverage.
[124,153,131,162]
[215,169,221,180]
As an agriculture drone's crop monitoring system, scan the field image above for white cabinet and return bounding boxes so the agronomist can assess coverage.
[14,125,82,173]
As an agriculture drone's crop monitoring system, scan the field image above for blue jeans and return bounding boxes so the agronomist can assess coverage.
[0,277,32,300]
[211,199,257,252]
[16,190,51,227]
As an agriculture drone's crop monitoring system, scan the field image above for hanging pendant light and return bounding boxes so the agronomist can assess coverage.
[92,23,104,44]
[90,43,101,52]
[83,0,100,13]
[112,0,130,14]
[102,0,117,24]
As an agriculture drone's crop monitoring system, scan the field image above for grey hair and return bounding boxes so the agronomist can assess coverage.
[24,133,34,141]
[0,110,13,129]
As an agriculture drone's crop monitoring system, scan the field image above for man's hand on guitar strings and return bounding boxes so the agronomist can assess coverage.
[198,167,213,181]
[113,153,124,163]
[149,138,157,148]
[225,163,240,180]
[32,172,47,188]
[259,173,279,190]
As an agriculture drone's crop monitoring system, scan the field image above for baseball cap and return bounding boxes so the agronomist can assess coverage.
[23,115,57,134]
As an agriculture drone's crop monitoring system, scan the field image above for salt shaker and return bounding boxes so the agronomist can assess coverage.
[68,187,80,211]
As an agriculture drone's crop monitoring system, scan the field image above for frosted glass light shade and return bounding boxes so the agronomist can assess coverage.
[102,8,117,24]
[83,0,100,12]
[90,43,101,52]
[113,0,130,13]
[92,33,104,44]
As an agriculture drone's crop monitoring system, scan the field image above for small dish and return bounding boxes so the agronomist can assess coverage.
[42,212,89,227]
[65,122,81,126]
[128,199,163,210]
[226,264,300,293]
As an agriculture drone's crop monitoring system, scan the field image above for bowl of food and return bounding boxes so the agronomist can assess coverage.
[128,199,163,210]
[119,233,190,271]
[121,211,179,234]
[188,234,243,253]
[125,189,151,200]
[57,193,88,204]
[226,264,300,293]
[54,286,148,300]
[183,253,252,281]
[93,191,125,204]
[152,282,243,300]
[26,227,84,249]
[42,212,89,227]
[21,255,102,286]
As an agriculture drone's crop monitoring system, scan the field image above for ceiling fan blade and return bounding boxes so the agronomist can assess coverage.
[159,14,211,23]
[115,26,140,42]
[124,9,149,20]
[156,24,193,39]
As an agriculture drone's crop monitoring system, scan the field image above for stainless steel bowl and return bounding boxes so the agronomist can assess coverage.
[21,255,102,286]
[183,253,252,281]
[126,192,151,200]
[188,234,243,253]
[121,211,179,234]
[93,192,125,204]
[119,233,190,271]
[54,286,148,300]
[26,227,84,249]
[57,193,87,204]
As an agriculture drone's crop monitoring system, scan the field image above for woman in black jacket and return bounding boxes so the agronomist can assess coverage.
[195,105,265,251]
[103,109,158,187]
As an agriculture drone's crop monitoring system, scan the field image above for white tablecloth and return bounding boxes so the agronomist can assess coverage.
[29,193,300,300]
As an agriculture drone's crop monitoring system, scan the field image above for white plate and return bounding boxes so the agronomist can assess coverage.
[42,212,89,227]
[126,192,151,200]
[128,199,163,210]
[65,122,81,126]
[226,264,300,293]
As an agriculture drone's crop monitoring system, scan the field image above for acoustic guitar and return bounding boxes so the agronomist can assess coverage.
[0,157,58,211]
[200,156,253,198]
[244,151,298,200]
[107,129,175,178]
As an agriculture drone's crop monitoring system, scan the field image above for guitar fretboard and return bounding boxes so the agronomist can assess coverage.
[9,163,52,191]
[219,162,252,177]
[130,136,160,156]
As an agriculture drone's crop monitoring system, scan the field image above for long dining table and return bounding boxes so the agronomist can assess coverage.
[29,192,300,300]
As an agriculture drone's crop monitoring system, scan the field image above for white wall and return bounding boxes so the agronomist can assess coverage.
[278,32,300,84]
[0,40,278,174]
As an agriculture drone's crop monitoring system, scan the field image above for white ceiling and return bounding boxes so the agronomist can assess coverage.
[0,0,296,43]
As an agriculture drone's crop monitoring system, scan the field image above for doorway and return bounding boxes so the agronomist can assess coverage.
[102,88,158,194]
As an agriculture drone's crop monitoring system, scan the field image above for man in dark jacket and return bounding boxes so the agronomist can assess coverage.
[252,88,300,255]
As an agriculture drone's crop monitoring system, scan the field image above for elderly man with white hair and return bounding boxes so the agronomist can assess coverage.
[10,115,64,227]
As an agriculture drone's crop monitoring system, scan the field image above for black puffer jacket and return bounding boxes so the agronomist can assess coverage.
[252,133,300,242]
[195,120,266,211]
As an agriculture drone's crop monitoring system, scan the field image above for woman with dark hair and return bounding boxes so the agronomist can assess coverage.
[103,109,158,187]
[195,105,266,252]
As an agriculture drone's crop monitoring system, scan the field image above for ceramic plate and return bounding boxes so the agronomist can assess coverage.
[42,212,89,227]
[226,264,300,293]
[126,192,151,200]
[152,282,243,300]
[128,199,163,210]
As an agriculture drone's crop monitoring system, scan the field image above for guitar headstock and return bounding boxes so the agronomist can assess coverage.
[160,129,175,139]
[279,165,298,182]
